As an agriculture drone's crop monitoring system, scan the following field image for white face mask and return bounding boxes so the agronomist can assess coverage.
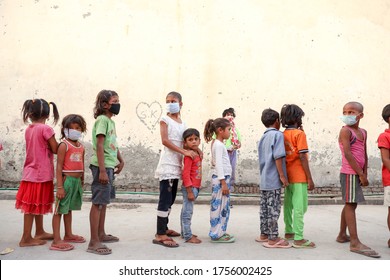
[166,102,180,114]
[65,129,82,141]
[340,115,358,126]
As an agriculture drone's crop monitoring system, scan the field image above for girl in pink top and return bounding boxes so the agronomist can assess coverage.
[15,99,59,247]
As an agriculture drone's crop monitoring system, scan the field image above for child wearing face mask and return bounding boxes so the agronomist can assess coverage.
[153,91,199,248]
[336,101,380,258]
[51,114,87,251]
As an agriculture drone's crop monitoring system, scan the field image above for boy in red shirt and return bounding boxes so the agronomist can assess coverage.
[378,104,390,248]
[181,128,202,244]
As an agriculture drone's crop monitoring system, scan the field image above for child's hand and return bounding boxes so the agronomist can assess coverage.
[359,174,369,186]
[187,187,195,201]
[221,181,230,195]
[307,178,315,190]
[56,188,65,200]
[115,161,124,174]
[184,150,198,159]
[280,176,289,188]
[99,170,109,185]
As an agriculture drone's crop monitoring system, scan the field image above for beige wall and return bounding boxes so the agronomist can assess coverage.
[1,0,389,189]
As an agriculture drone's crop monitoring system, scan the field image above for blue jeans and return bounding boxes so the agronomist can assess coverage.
[180,186,200,241]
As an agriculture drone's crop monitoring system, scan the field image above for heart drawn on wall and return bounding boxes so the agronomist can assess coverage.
[136,101,163,131]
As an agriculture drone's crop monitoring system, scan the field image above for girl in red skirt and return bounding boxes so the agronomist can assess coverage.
[15,99,59,247]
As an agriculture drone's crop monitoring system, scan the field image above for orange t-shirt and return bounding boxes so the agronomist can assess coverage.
[283,128,309,183]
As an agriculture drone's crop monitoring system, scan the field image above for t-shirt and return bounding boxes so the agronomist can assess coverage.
[258,128,287,190]
[211,139,232,180]
[377,129,390,186]
[22,123,55,182]
[155,115,187,180]
[182,155,202,188]
[90,115,118,169]
[62,139,84,173]
[283,128,309,183]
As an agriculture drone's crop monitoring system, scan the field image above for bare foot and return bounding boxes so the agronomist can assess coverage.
[19,237,46,247]
[186,236,202,244]
[336,234,350,243]
[35,232,54,240]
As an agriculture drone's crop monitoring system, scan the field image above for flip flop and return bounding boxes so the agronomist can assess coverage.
[152,238,179,248]
[263,239,292,249]
[211,235,235,243]
[166,229,181,237]
[64,235,86,243]
[86,244,112,255]
[292,240,316,249]
[101,234,119,243]
[350,248,381,258]
[49,243,74,251]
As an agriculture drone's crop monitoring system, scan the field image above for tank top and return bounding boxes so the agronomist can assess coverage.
[339,126,366,174]
[62,139,84,173]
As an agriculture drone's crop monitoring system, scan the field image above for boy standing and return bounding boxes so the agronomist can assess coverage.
[377,104,390,249]
[337,101,380,258]
[180,128,202,244]
[257,109,290,248]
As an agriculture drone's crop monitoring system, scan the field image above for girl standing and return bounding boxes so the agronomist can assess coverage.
[87,90,124,255]
[15,98,59,247]
[51,114,87,251]
[204,118,235,243]
[153,91,196,248]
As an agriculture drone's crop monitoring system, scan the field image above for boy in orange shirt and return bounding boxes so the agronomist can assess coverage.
[281,104,315,248]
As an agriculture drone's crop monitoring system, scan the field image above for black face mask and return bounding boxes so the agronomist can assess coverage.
[109,103,120,115]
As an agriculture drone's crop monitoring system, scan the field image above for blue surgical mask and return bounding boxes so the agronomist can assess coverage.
[65,129,82,141]
[340,115,358,126]
[166,102,180,114]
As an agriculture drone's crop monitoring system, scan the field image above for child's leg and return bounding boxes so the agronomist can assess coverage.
[52,213,63,244]
[156,179,173,236]
[267,189,282,242]
[291,183,312,246]
[387,207,390,247]
[181,187,199,241]
[166,179,179,234]
[343,203,363,248]
[283,184,294,237]
[63,211,73,238]
[19,214,46,247]
[336,205,350,242]
[34,215,53,240]
[259,190,269,238]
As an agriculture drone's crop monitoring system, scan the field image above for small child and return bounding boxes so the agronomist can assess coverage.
[257,109,290,248]
[204,118,235,243]
[337,101,380,258]
[15,98,60,246]
[180,128,202,244]
[51,114,87,251]
[377,104,390,249]
[87,90,125,255]
[281,104,315,249]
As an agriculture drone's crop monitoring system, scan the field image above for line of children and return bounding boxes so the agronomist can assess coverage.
[13,94,388,258]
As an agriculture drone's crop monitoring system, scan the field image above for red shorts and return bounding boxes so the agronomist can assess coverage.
[15,181,54,215]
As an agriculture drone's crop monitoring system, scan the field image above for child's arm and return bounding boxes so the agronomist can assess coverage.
[160,121,196,159]
[339,127,368,186]
[81,148,85,186]
[275,158,289,187]
[299,153,314,190]
[115,149,124,174]
[55,143,66,200]
[96,134,109,184]
[380,148,390,171]
[48,135,59,154]
[182,156,195,201]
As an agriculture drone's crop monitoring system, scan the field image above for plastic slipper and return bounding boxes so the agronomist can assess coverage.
[0,247,14,255]
[211,235,235,243]
[263,239,292,249]
[350,248,381,258]
[101,234,119,243]
[166,229,181,237]
[152,238,179,248]
[86,245,112,255]
[64,235,86,243]
[292,240,316,249]
[49,243,74,251]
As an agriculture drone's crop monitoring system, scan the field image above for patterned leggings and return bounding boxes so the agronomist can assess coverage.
[259,189,281,240]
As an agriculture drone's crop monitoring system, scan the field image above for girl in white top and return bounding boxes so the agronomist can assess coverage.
[153,92,197,248]
[204,118,235,243]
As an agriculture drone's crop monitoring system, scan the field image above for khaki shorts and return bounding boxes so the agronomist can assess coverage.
[384,186,390,207]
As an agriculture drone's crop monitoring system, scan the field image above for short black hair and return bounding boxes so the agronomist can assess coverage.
[183,128,200,141]
[222,108,236,118]
[280,104,305,128]
[261,108,279,127]
[382,104,390,123]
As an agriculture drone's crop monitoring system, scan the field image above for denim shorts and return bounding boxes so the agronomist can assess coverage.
[90,165,115,205]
